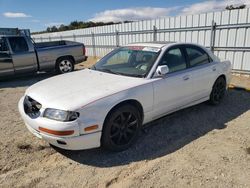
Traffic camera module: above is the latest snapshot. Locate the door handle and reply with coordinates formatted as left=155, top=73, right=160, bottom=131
left=212, top=66, right=216, bottom=71
left=183, top=75, right=189, bottom=81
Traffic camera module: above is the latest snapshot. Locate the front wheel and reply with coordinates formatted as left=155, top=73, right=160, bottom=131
left=56, top=58, right=74, bottom=74
left=209, top=77, right=226, bottom=105
left=101, top=104, right=142, bottom=151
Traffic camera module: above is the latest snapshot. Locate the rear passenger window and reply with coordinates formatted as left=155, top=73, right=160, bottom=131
left=8, top=37, right=29, bottom=53
left=186, top=47, right=210, bottom=67
left=159, top=48, right=187, bottom=73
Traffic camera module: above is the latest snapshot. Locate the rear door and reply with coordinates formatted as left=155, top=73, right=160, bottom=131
left=183, top=45, right=218, bottom=100
left=0, top=37, right=14, bottom=77
left=7, top=36, right=37, bottom=74
left=152, top=46, right=193, bottom=118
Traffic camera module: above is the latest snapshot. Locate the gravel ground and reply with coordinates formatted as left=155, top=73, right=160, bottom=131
left=0, top=59, right=249, bottom=188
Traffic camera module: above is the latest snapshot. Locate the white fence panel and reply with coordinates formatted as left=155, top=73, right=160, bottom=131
left=33, top=8, right=250, bottom=73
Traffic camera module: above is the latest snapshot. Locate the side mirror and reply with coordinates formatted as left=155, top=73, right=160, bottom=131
left=156, top=65, right=169, bottom=76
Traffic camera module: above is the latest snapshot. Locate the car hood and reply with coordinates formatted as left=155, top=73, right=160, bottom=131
left=25, top=69, right=148, bottom=110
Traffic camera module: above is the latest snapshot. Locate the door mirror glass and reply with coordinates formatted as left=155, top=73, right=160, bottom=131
left=156, top=65, right=169, bottom=76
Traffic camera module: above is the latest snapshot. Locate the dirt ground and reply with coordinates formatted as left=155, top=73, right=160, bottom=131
left=0, top=58, right=250, bottom=188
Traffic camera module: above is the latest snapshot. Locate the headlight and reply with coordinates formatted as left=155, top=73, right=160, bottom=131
left=43, top=108, right=79, bottom=122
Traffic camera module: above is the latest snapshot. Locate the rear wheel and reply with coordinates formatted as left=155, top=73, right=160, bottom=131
left=101, top=104, right=142, bottom=151
left=209, top=77, right=226, bottom=105
left=56, top=57, right=74, bottom=74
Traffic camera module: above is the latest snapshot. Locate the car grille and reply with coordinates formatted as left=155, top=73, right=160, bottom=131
left=23, top=96, right=42, bottom=118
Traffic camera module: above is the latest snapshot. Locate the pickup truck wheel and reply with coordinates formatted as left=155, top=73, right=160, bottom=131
left=56, top=58, right=74, bottom=74
left=101, top=104, right=142, bottom=151
left=209, top=77, right=226, bottom=105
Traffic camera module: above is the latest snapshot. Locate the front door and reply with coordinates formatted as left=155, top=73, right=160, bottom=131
left=7, top=36, right=36, bottom=74
left=152, top=46, right=193, bottom=118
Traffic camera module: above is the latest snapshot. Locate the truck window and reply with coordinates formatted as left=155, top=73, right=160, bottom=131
left=0, top=38, right=9, bottom=52
left=8, top=37, right=29, bottom=53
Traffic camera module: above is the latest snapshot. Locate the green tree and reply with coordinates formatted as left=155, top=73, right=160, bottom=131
left=226, top=4, right=246, bottom=10
left=32, top=20, right=133, bottom=34
left=46, top=27, right=51, bottom=32
left=50, top=26, right=58, bottom=32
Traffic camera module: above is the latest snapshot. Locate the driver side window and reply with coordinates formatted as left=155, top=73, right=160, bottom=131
left=159, top=48, right=187, bottom=73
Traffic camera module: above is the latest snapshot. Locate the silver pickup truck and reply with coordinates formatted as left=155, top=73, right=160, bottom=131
left=0, top=36, right=87, bottom=78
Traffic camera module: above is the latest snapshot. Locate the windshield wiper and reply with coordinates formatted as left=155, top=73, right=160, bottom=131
left=97, top=68, right=144, bottom=78
left=122, top=73, right=145, bottom=78
left=112, top=72, right=144, bottom=78
left=98, top=68, right=120, bottom=75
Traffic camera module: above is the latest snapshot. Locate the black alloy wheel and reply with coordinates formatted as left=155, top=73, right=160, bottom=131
left=209, top=77, right=226, bottom=105
left=101, top=104, right=142, bottom=151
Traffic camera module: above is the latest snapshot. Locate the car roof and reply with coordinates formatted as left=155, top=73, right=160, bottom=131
left=124, top=41, right=176, bottom=48
left=124, top=42, right=212, bottom=51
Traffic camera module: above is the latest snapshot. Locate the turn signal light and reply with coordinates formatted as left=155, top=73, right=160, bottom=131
left=84, top=125, right=98, bottom=132
left=39, top=127, right=74, bottom=136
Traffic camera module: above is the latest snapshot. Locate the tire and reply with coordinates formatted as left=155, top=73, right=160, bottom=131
left=56, top=57, right=74, bottom=74
left=101, top=104, right=142, bottom=151
left=209, top=77, right=226, bottom=105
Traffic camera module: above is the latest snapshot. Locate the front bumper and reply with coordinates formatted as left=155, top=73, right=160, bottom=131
left=18, top=96, right=101, bottom=150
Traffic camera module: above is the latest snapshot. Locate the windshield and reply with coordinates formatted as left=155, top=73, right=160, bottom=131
left=92, top=46, right=160, bottom=77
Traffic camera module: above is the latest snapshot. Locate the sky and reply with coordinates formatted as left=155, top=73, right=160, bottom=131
left=0, top=0, right=249, bottom=32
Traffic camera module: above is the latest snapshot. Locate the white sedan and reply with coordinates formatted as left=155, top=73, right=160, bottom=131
left=18, top=42, right=231, bottom=151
